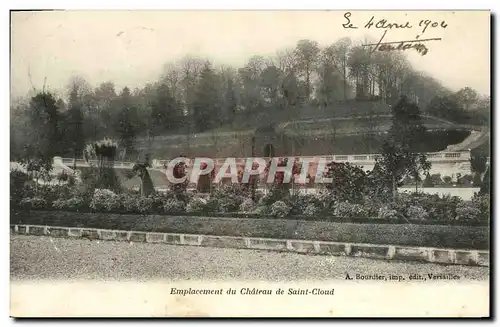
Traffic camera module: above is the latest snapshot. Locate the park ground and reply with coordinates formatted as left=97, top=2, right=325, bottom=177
left=11, top=235, right=489, bottom=281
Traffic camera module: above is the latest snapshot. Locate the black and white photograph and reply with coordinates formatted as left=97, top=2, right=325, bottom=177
left=9, top=9, right=491, bottom=317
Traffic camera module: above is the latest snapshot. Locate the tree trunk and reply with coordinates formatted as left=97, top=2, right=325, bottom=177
left=392, top=175, right=397, bottom=201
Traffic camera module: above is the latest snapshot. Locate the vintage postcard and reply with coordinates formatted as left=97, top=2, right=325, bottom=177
left=9, top=10, right=491, bottom=318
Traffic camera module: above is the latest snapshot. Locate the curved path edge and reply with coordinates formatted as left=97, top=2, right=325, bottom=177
left=10, top=224, right=489, bottom=268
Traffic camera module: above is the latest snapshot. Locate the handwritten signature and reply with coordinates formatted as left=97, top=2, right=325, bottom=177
left=363, top=30, right=441, bottom=56
left=342, top=12, right=446, bottom=56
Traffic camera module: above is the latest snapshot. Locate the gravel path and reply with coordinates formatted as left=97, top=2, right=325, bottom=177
left=10, top=235, right=489, bottom=282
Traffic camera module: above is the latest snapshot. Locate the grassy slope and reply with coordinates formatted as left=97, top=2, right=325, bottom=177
left=134, top=114, right=484, bottom=158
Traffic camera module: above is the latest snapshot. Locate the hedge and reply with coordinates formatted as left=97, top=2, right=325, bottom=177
left=11, top=210, right=489, bottom=250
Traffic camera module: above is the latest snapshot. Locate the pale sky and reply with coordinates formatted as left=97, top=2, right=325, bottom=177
left=10, top=10, right=490, bottom=98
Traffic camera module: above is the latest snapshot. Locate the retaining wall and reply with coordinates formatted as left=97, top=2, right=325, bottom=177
left=10, top=224, right=489, bottom=267
left=11, top=210, right=489, bottom=250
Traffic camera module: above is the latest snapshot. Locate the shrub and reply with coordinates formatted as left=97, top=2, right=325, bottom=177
left=210, top=184, right=247, bottom=213
left=362, top=196, right=384, bottom=216
left=424, top=194, right=460, bottom=222
left=443, top=176, right=452, bottom=184
left=34, top=185, right=74, bottom=203
left=431, top=174, right=443, bottom=186
left=270, top=200, right=291, bottom=218
left=407, top=205, right=428, bottom=221
left=334, top=202, right=368, bottom=218
left=52, top=197, right=86, bottom=211
left=458, top=174, right=473, bottom=186
left=121, top=195, right=154, bottom=214
left=402, top=175, right=415, bottom=185
left=19, top=197, right=48, bottom=210
left=314, top=190, right=336, bottom=212
left=148, top=192, right=172, bottom=212
left=480, top=166, right=490, bottom=195
left=90, top=189, right=121, bottom=212
left=303, top=203, right=321, bottom=217
left=239, top=198, right=257, bottom=213
left=252, top=205, right=269, bottom=215
left=10, top=170, right=30, bottom=207
left=377, top=206, right=399, bottom=220
left=214, top=196, right=242, bottom=213
left=472, top=173, right=483, bottom=187
left=253, top=190, right=265, bottom=203
left=186, top=197, right=208, bottom=213
left=163, top=198, right=186, bottom=214
left=455, top=202, right=481, bottom=222
left=258, top=186, right=288, bottom=206
left=389, top=192, right=459, bottom=222
left=422, top=173, right=434, bottom=187
left=325, top=162, right=370, bottom=203
left=472, top=193, right=490, bottom=223
left=288, top=193, right=323, bottom=215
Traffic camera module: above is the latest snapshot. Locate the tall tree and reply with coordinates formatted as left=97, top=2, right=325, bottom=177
left=22, top=92, right=62, bottom=172
left=66, top=85, right=85, bottom=167
left=470, top=154, right=488, bottom=187
left=378, top=96, right=431, bottom=199
left=316, top=45, right=344, bottom=108
left=219, top=68, right=239, bottom=124
left=151, top=82, right=182, bottom=134
left=454, top=87, right=479, bottom=110
left=331, top=37, right=352, bottom=101
left=347, top=46, right=372, bottom=100
left=193, top=62, right=221, bottom=132
left=93, top=82, right=118, bottom=140
left=294, top=39, right=320, bottom=100
left=260, top=65, right=283, bottom=108
left=114, top=87, right=138, bottom=158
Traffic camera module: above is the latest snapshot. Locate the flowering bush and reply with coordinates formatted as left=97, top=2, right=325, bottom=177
left=148, top=192, right=171, bottom=212
left=90, top=189, right=121, bottom=212
left=163, top=198, right=186, bottom=213
left=303, top=203, right=321, bottom=217
left=10, top=170, right=489, bottom=226
left=455, top=202, right=481, bottom=222
left=472, top=193, right=490, bottom=223
left=377, top=206, right=400, bottom=220
left=120, top=195, right=154, bottom=214
left=334, top=202, right=369, bottom=218
left=252, top=205, right=269, bottom=215
left=362, top=196, right=385, bottom=216
left=19, top=197, right=48, bottom=210
left=52, top=197, right=87, bottom=211
left=407, top=205, right=429, bottom=221
left=10, top=170, right=30, bottom=206
left=258, top=186, right=288, bottom=207
left=288, top=194, right=315, bottom=215
left=214, top=196, right=240, bottom=213
left=186, top=197, right=208, bottom=213
left=394, top=193, right=460, bottom=222
left=210, top=184, right=247, bottom=213
left=239, top=198, right=257, bottom=213
left=270, top=200, right=291, bottom=218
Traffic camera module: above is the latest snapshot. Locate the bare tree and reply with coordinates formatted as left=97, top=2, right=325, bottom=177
left=275, top=48, right=298, bottom=74
left=161, top=62, right=183, bottom=100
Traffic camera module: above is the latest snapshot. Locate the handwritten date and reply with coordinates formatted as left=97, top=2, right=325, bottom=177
left=342, top=12, right=448, bottom=35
